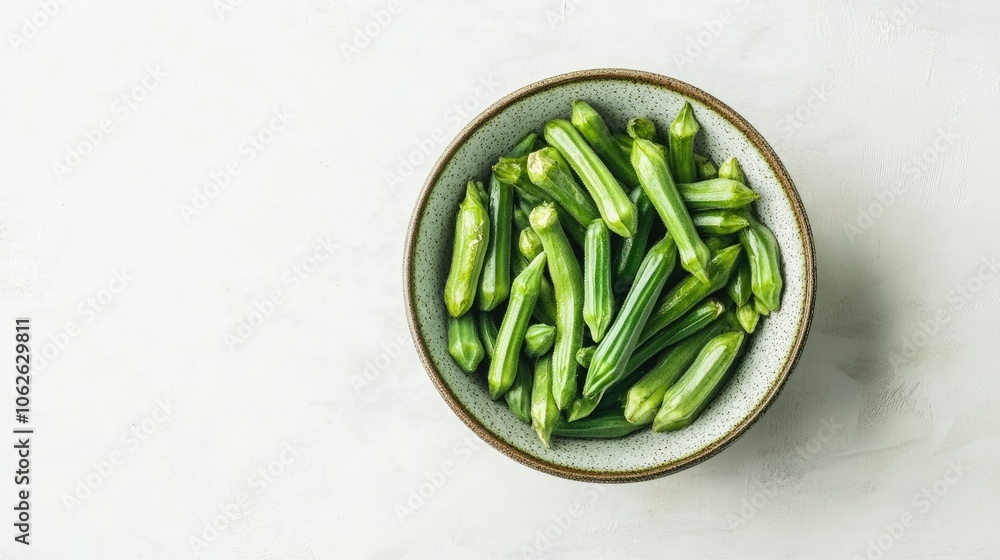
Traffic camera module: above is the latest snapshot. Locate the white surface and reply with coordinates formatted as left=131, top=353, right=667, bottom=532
left=1, top=0, right=998, bottom=558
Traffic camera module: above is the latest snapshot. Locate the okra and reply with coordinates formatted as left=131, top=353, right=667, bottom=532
left=478, top=134, right=539, bottom=310
left=448, top=313, right=484, bottom=373
left=640, top=244, right=742, bottom=343
left=513, top=205, right=530, bottom=231
left=584, top=219, right=615, bottom=342
left=444, top=181, right=490, bottom=317
left=478, top=311, right=499, bottom=359
left=553, top=409, right=648, bottom=438
left=736, top=302, right=760, bottom=333
left=529, top=204, right=584, bottom=410
left=488, top=252, right=547, bottom=399
left=531, top=354, right=559, bottom=448
left=626, top=117, right=657, bottom=141
left=668, top=101, right=700, bottom=183
left=576, top=346, right=596, bottom=368
left=739, top=215, right=783, bottom=312
left=754, top=296, right=771, bottom=316
left=718, top=156, right=746, bottom=183
left=677, top=179, right=760, bottom=210
left=693, top=153, right=718, bottom=180
left=653, top=331, right=745, bottom=432
left=519, top=227, right=543, bottom=260
left=571, top=100, right=640, bottom=186
left=615, top=133, right=634, bottom=154
left=626, top=298, right=725, bottom=375
left=692, top=209, right=750, bottom=235
left=625, top=316, right=736, bottom=425
left=524, top=323, right=556, bottom=357
left=513, top=251, right=558, bottom=326
left=584, top=235, right=677, bottom=399
left=525, top=147, right=601, bottom=227
left=727, top=260, right=752, bottom=307
left=505, top=357, right=533, bottom=423
left=544, top=119, right=638, bottom=238
left=632, top=138, right=712, bottom=283
left=612, top=186, right=656, bottom=293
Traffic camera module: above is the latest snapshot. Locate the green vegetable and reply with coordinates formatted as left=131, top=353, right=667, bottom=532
left=583, top=219, right=615, bottom=342
left=488, top=252, right=547, bottom=399
left=444, top=181, right=490, bottom=317
left=668, top=101, right=700, bottom=183
left=531, top=354, right=559, bottom=447
left=631, top=138, right=711, bottom=284
left=525, top=147, right=601, bottom=227
left=478, top=311, right=499, bottom=359
left=584, top=235, right=677, bottom=399
left=615, top=133, right=634, bottom=154
left=613, top=186, right=656, bottom=293
left=513, top=205, right=530, bottom=231
left=677, top=179, right=760, bottom=210
left=505, top=357, right=533, bottom=423
left=727, top=260, right=752, bottom=307
left=478, top=134, right=539, bottom=311
left=736, top=302, right=760, bottom=333
left=693, top=153, right=718, bottom=180
left=626, top=298, right=725, bottom=375
left=625, top=316, right=736, bottom=424
left=553, top=409, right=648, bottom=438
left=576, top=345, right=596, bottom=368
left=705, top=234, right=737, bottom=253
left=718, top=156, right=746, bottom=183
left=513, top=250, right=558, bottom=326
left=692, top=210, right=750, bottom=235
left=524, top=323, right=556, bottom=357
left=519, top=227, right=544, bottom=260
left=448, top=313, right=485, bottom=373
left=571, top=100, right=640, bottom=186
left=640, top=244, right=742, bottom=344
left=653, top=331, right=745, bottom=432
left=754, top=296, right=771, bottom=316
left=544, top=119, right=638, bottom=238
left=739, top=215, right=783, bottom=312
left=529, top=203, right=584, bottom=410
left=626, top=117, right=657, bottom=141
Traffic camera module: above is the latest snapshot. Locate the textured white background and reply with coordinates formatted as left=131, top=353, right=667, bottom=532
left=1, top=0, right=998, bottom=558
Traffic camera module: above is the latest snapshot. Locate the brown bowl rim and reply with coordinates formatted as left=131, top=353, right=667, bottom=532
left=403, top=68, right=816, bottom=483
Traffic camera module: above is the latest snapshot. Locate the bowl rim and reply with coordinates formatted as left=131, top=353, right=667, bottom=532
left=404, top=68, right=816, bottom=483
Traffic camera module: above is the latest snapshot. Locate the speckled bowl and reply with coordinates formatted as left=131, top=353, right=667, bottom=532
left=404, top=69, right=815, bottom=482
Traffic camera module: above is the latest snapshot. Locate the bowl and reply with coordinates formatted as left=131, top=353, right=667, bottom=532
left=404, top=69, right=816, bottom=482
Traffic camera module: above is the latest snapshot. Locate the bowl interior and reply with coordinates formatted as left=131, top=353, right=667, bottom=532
left=407, top=72, right=813, bottom=481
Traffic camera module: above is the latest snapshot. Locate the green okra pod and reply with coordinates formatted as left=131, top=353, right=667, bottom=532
left=612, top=186, right=656, bottom=294
left=640, top=244, right=742, bottom=344
left=718, top=156, right=746, bottom=183
left=526, top=147, right=601, bottom=227
left=513, top=250, right=558, bottom=326
left=544, top=119, right=638, bottom=238
left=531, top=354, right=559, bottom=448
left=488, top=252, right=547, bottom=399
left=524, top=323, right=556, bottom=358
left=668, top=101, right=700, bottom=183
left=632, top=138, right=712, bottom=283
left=478, top=311, right=499, bottom=359
left=529, top=204, right=584, bottom=410
left=505, top=357, right=533, bottom=423
left=576, top=345, right=596, bottom=368
left=754, top=296, right=771, bottom=316
left=727, top=260, right=752, bottom=307
left=737, top=302, right=760, bottom=333
left=444, top=181, right=491, bottom=317
left=519, top=227, right=544, bottom=260
left=553, top=409, right=648, bottom=439
left=584, top=235, right=678, bottom=399
left=677, top=179, right=760, bottom=210
left=626, top=117, right=657, bottom=141
left=571, top=100, right=640, bottom=187
left=512, top=205, right=531, bottom=232
left=653, top=331, right=745, bottom=432
left=583, top=219, right=615, bottom=343
left=693, top=153, right=719, bottom=180
left=740, top=214, right=783, bottom=312
left=625, top=315, right=737, bottom=425
left=626, top=297, right=726, bottom=375
left=448, top=313, right=485, bottom=373
left=615, top=133, right=634, bottom=154
left=692, top=209, right=751, bottom=235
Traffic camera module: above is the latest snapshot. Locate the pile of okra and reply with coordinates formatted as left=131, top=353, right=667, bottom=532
left=444, top=100, right=783, bottom=448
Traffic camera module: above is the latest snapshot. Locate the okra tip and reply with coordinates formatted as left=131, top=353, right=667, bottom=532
left=528, top=202, right=559, bottom=231
left=670, top=101, right=700, bottom=139
left=626, top=117, right=657, bottom=141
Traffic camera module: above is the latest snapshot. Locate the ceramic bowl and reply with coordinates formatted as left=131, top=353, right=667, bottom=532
left=404, top=69, right=815, bottom=482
